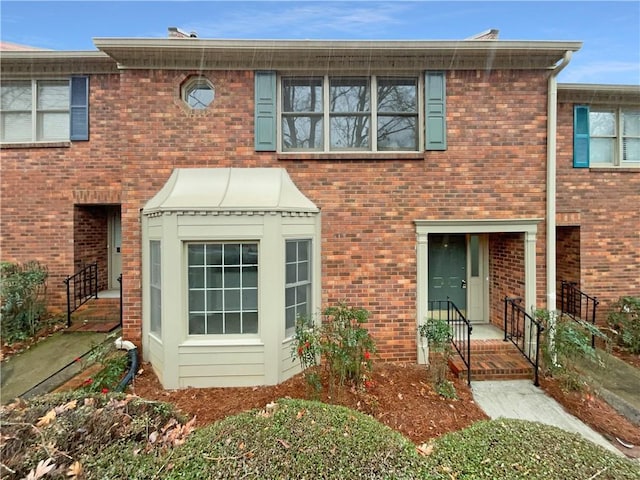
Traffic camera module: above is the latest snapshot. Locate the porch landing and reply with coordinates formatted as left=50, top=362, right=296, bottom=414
left=449, top=323, right=535, bottom=381
left=65, top=293, right=120, bottom=333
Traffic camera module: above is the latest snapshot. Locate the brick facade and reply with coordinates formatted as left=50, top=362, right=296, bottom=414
left=3, top=39, right=636, bottom=370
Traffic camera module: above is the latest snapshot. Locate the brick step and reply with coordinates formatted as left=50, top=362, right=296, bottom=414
left=467, top=339, right=519, bottom=354
left=66, top=298, right=120, bottom=333
left=448, top=346, right=534, bottom=381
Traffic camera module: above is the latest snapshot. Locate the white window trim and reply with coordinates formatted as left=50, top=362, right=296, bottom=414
left=284, top=238, right=312, bottom=337
left=277, top=74, right=423, bottom=153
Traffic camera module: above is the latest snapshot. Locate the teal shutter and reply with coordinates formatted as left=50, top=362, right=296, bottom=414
left=425, top=71, right=447, bottom=151
left=255, top=71, right=277, bottom=151
left=573, top=105, right=590, bottom=168
left=69, top=76, right=89, bottom=141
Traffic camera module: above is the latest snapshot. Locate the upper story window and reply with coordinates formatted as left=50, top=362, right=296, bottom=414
left=281, top=76, right=419, bottom=152
left=590, top=109, right=640, bottom=166
left=0, top=76, right=88, bottom=144
left=182, top=77, right=215, bottom=110
left=574, top=105, right=639, bottom=168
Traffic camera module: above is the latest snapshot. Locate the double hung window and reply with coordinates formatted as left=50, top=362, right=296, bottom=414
left=281, top=76, right=418, bottom=152
left=589, top=108, right=640, bottom=166
left=285, top=240, right=311, bottom=336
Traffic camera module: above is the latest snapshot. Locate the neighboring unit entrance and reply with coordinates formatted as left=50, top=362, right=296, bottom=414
left=428, top=234, right=467, bottom=313
left=108, top=208, right=122, bottom=289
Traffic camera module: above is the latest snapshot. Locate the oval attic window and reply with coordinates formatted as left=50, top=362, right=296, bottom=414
left=183, top=78, right=214, bottom=109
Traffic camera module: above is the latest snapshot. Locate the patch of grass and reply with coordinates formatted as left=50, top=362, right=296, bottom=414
left=425, top=418, right=640, bottom=479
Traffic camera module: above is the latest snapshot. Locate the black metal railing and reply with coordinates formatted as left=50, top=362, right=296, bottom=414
left=117, top=273, right=123, bottom=327
left=428, top=299, right=473, bottom=385
left=560, top=280, right=599, bottom=348
left=63, top=263, right=98, bottom=328
left=504, top=297, right=544, bottom=386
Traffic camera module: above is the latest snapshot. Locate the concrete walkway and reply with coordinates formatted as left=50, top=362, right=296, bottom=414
left=472, top=380, right=622, bottom=455
left=1, top=330, right=115, bottom=403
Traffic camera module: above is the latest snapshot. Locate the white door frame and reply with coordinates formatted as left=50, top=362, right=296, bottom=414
left=415, top=219, right=540, bottom=364
left=107, top=207, right=122, bottom=290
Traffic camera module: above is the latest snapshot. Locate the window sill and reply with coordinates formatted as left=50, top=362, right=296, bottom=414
left=588, top=166, right=640, bottom=172
left=0, top=141, right=71, bottom=149
left=180, top=337, right=264, bottom=348
left=277, top=152, right=425, bottom=161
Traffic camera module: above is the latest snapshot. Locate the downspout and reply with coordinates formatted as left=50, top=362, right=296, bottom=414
left=546, top=50, right=572, bottom=313
left=546, top=51, right=572, bottom=367
left=114, top=337, right=138, bottom=392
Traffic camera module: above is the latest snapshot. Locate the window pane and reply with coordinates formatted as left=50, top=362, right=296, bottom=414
left=37, top=112, right=70, bottom=141
left=2, top=113, right=32, bottom=142
left=282, top=78, right=322, bottom=112
left=226, top=312, right=241, bottom=333
left=189, top=314, right=205, bottom=334
left=224, top=244, right=240, bottom=265
left=285, top=306, right=296, bottom=331
left=298, top=241, right=309, bottom=261
left=189, top=290, right=205, bottom=311
left=207, top=313, right=223, bottom=334
left=242, top=288, right=257, bottom=310
left=286, top=263, right=297, bottom=284
left=298, top=261, right=308, bottom=282
left=623, top=138, right=640, bottom=162
left=297, top=284, right=308, bottom=304
left=207, top=290, right=223, bottom=310
left=207, top=267, right=223, bottom=288
left=206, top=244, right=223, bottom=265
left=188, top=245, right=205, bottom=265
left=330, top=116, right=370, bottom=149
left=590, top=111, right=615, bottom=136
left=186, top=83, right=214, bottom=109
left=282, top=115, right=323, bottom=149
left=591, top=138, right=615, bottom=164
left=189, top=266, right=205, bottom=288
left=377, top=115, right=417, bottom=151
left=1, top=82, right=31, bottom=110
left=225, top=289, right=241, bottom=310
left=37, top=81, right=69, bottom=109
left=243, top=312, right=258, bottom=334
left=286, top=241, right=297, bottom=263
left=225, top=267, right=241, bottom=288
left=623, top=111, right=640, bottom=136
left=285, top=286, right=295, bottom=307
left=378, top=78, right=417, bottom=113
left=242, top=244, right=258, bottom=264
left=242, top=265, right=257, bottom=288
left=330, top=78, right=370, bottom=113
left=470, top=235, right=479, bottom=278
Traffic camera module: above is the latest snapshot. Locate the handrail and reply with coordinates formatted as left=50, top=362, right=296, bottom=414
left=428, top=299, right=473, bottom=385
left=504, top=297, right=544, bottom=386
left=63, top=262, right=98, bottom=328
left=560, top=280, right=599, bottom=348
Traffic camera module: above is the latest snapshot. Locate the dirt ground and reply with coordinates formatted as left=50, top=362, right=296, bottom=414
left=131, top=360, right=640, bottom=455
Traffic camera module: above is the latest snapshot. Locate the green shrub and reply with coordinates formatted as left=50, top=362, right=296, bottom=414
left=292, top=301, right=376, bottom=392
left=607, top=296, right=640, bottom=354
left=425, top=418, right=640, bottom=479
left=419, top=317, right=456, bottom=399
left=0, top=261, right=48, bottom=343
left=537, top=309, right=607, bottom=390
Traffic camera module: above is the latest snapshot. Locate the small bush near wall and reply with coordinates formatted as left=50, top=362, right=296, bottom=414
left=607, top=297, right=640, bottom=354
left=0, top=261, right=48, bottom=343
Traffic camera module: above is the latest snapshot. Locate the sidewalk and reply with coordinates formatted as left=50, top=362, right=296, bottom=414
left=1, top=330, right=115, bottom=404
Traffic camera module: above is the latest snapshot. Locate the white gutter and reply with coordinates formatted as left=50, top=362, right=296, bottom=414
left=546, top=50, right=572, bottom=312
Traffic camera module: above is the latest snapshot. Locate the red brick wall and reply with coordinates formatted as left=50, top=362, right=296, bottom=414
left=489, top=233, right=526, bottom=328
left=1, top=68, right=550, bottom=361
left=556, top=102, right=640, bottom=323
left=73, top=205, right=109, bottom=291
left=556, top=225, right=581, bottom=310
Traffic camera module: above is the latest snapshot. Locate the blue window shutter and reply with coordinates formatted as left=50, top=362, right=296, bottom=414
left=70, top=76, right=89, bottom=141
left=425, top=71, right=447, bottom=151
left=573, top=105, right=590, bottom=168
left=255, top=71, right=277, bottom=151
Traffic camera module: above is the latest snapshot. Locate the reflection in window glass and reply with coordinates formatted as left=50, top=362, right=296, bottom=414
left=150, top=241, right=162, bottom=335
left=188, top=243, right=258, bottom=334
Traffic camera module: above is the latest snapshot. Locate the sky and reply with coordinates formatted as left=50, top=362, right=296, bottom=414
left=1, top=1, right=639, bottom=85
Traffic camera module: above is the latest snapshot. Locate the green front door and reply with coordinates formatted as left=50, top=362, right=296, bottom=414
left=428, top=234, right=467, bottom=311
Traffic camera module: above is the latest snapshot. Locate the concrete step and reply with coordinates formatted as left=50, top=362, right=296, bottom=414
left=449, top=341, right=534, bottom=381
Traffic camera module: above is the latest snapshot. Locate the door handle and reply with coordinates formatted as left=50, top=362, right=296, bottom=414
left=461, top=279, right=467, bottom=289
